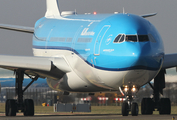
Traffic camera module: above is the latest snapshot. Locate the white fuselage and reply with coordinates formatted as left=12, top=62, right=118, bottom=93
left=33, top=48, right=158, bottom=92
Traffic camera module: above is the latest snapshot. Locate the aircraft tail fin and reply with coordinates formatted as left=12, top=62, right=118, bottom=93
left=45, top=0, right=61, bottom=18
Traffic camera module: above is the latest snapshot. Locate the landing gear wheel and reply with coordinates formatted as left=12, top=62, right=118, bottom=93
left=141, top=98, right=153, bottom=115
left=24, top=99, right=34, bottom=116
left=5, top=99, right=17, bottom=116
left=159, top=98, right=171, bottom=115
left=122, top=102, right=129, bottom=116
left=5, top=99, right=9, bottom=116
left=131, top=102, right=139, bottom=116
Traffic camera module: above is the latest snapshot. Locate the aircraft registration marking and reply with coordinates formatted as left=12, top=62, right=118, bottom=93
left=103, top=49, right=114, bottom=52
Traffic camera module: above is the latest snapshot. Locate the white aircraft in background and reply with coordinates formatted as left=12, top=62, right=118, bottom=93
left=0, top=0, right=176, bottom=117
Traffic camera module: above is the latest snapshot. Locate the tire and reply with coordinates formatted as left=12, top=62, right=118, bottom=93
left=24, top=99, right=34, bottom=116
left=5, top=99, right=9, bottom=116
left=131, top=102, right=139, bottom=116
left=122, top=102, right=129, bottom=116
left=5, top=99, right=17, bottom=116
left=141, top=98, right=146, bottom=114
left=159, top=98, right=171, bottom=115
left=141, top=98, right=153, bottom=115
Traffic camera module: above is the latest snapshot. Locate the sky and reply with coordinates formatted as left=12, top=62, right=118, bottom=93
left=0, top=0, right=177, bottom=56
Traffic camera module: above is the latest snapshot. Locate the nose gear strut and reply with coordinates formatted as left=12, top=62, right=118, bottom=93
left=120, top=85, right=139, bottom=116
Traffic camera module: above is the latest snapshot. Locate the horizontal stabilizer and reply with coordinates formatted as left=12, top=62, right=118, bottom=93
left=140, top=13, right=157, bottom=18
left=0, top=24, right=34, bottom=33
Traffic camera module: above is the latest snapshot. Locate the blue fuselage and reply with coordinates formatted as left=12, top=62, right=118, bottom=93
left=33, top=13, right=164, bottom=72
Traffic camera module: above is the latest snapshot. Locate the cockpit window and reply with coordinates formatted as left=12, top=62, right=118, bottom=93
left=113, top=34, right=153, bottom=44
left=138, top=35, right=149, bottom=42
left=119, top=35, right=125, bottom=42
left=114, top=35, right=121, bottom=43
left=148, top=34, right=156, bottom=42
left=125, top=35, right=137, bottom=42
left=114, top=34, right=125, bottom=43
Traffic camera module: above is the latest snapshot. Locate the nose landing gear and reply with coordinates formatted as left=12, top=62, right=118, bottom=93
left=120, top=85, right=139, bottom=116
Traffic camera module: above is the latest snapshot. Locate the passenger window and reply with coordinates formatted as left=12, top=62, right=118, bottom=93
left=148, top=34, right=156, bottom=43
left=125, top=35, right=137, bottom=42
left=138, top=35, right=149, bottom=42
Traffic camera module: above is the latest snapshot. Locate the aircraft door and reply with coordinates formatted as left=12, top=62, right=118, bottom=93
left=94, top=25, right=110, bottom=55
left=72, top=26, right=83, bottom=51
left=46, top=26, right=56, bottom=49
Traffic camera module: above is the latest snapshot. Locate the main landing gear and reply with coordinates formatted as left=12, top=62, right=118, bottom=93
left=121, top=85, right=139, bottom=116
left=5, top=70, right=38, bottom=116
left=141, top=70, right=171, bottom=115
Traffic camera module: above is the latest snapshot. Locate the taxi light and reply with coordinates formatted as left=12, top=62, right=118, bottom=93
left=132, top=87, right=136, bottom=92
left=124, top=86, right=129, bottom=92
left=132, top=85, right=136, bottom=92
left=124, top=87, right=128, bottom=92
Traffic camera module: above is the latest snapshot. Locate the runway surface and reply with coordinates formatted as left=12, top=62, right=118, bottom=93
left=0, top=114, right=176, bottom=120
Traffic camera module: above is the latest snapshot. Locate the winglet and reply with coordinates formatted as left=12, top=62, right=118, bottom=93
left=140, top=13, right=157, bottom=18
left=45, top=0, right=61, bottom=18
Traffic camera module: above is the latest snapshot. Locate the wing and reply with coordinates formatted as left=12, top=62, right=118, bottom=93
left=162, top=54, right=177, bottom=69
left=0, top=55, right=71, bottom=80
left=0, top=24, right=34, bottom=33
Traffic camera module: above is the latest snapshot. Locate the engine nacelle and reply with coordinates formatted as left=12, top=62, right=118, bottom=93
left=46, top=72, right=109, bottom=92
left=46, top=75, right=71, bottom=92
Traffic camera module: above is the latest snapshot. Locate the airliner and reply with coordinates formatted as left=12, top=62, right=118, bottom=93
left=0, top=0, right=176, bottom=117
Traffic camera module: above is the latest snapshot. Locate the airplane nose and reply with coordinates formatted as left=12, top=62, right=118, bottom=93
left=126, top=42, right=161, bottom=70
left=131, top=43, right=148, bottom=68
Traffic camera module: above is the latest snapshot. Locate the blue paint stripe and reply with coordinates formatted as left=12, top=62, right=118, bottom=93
left=33, top=45, right=159, bottom=71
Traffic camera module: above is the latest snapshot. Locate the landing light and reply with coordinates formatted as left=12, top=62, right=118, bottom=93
left=132, top=87, right=136, bottom=92
left=132, top=85, right=136, bottom=92
left=124, top=87, right=128, bottom=92
left=124, top=86, right=129, bottom=92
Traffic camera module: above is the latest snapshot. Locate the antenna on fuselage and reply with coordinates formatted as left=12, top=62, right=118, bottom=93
left=75, top=9, right=77, bottom=15
left=123, top=7, right=125, bottom=14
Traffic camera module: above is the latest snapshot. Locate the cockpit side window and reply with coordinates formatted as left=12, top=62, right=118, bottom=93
left=148, top=34, right=156, bottom=43
left=138, top=35, right=149, bottom=42
left=113, top=34, right=125, bottom=43
left=114, top=35, right=121, bottom=43
left=125, top=35, right=137, bottom=42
